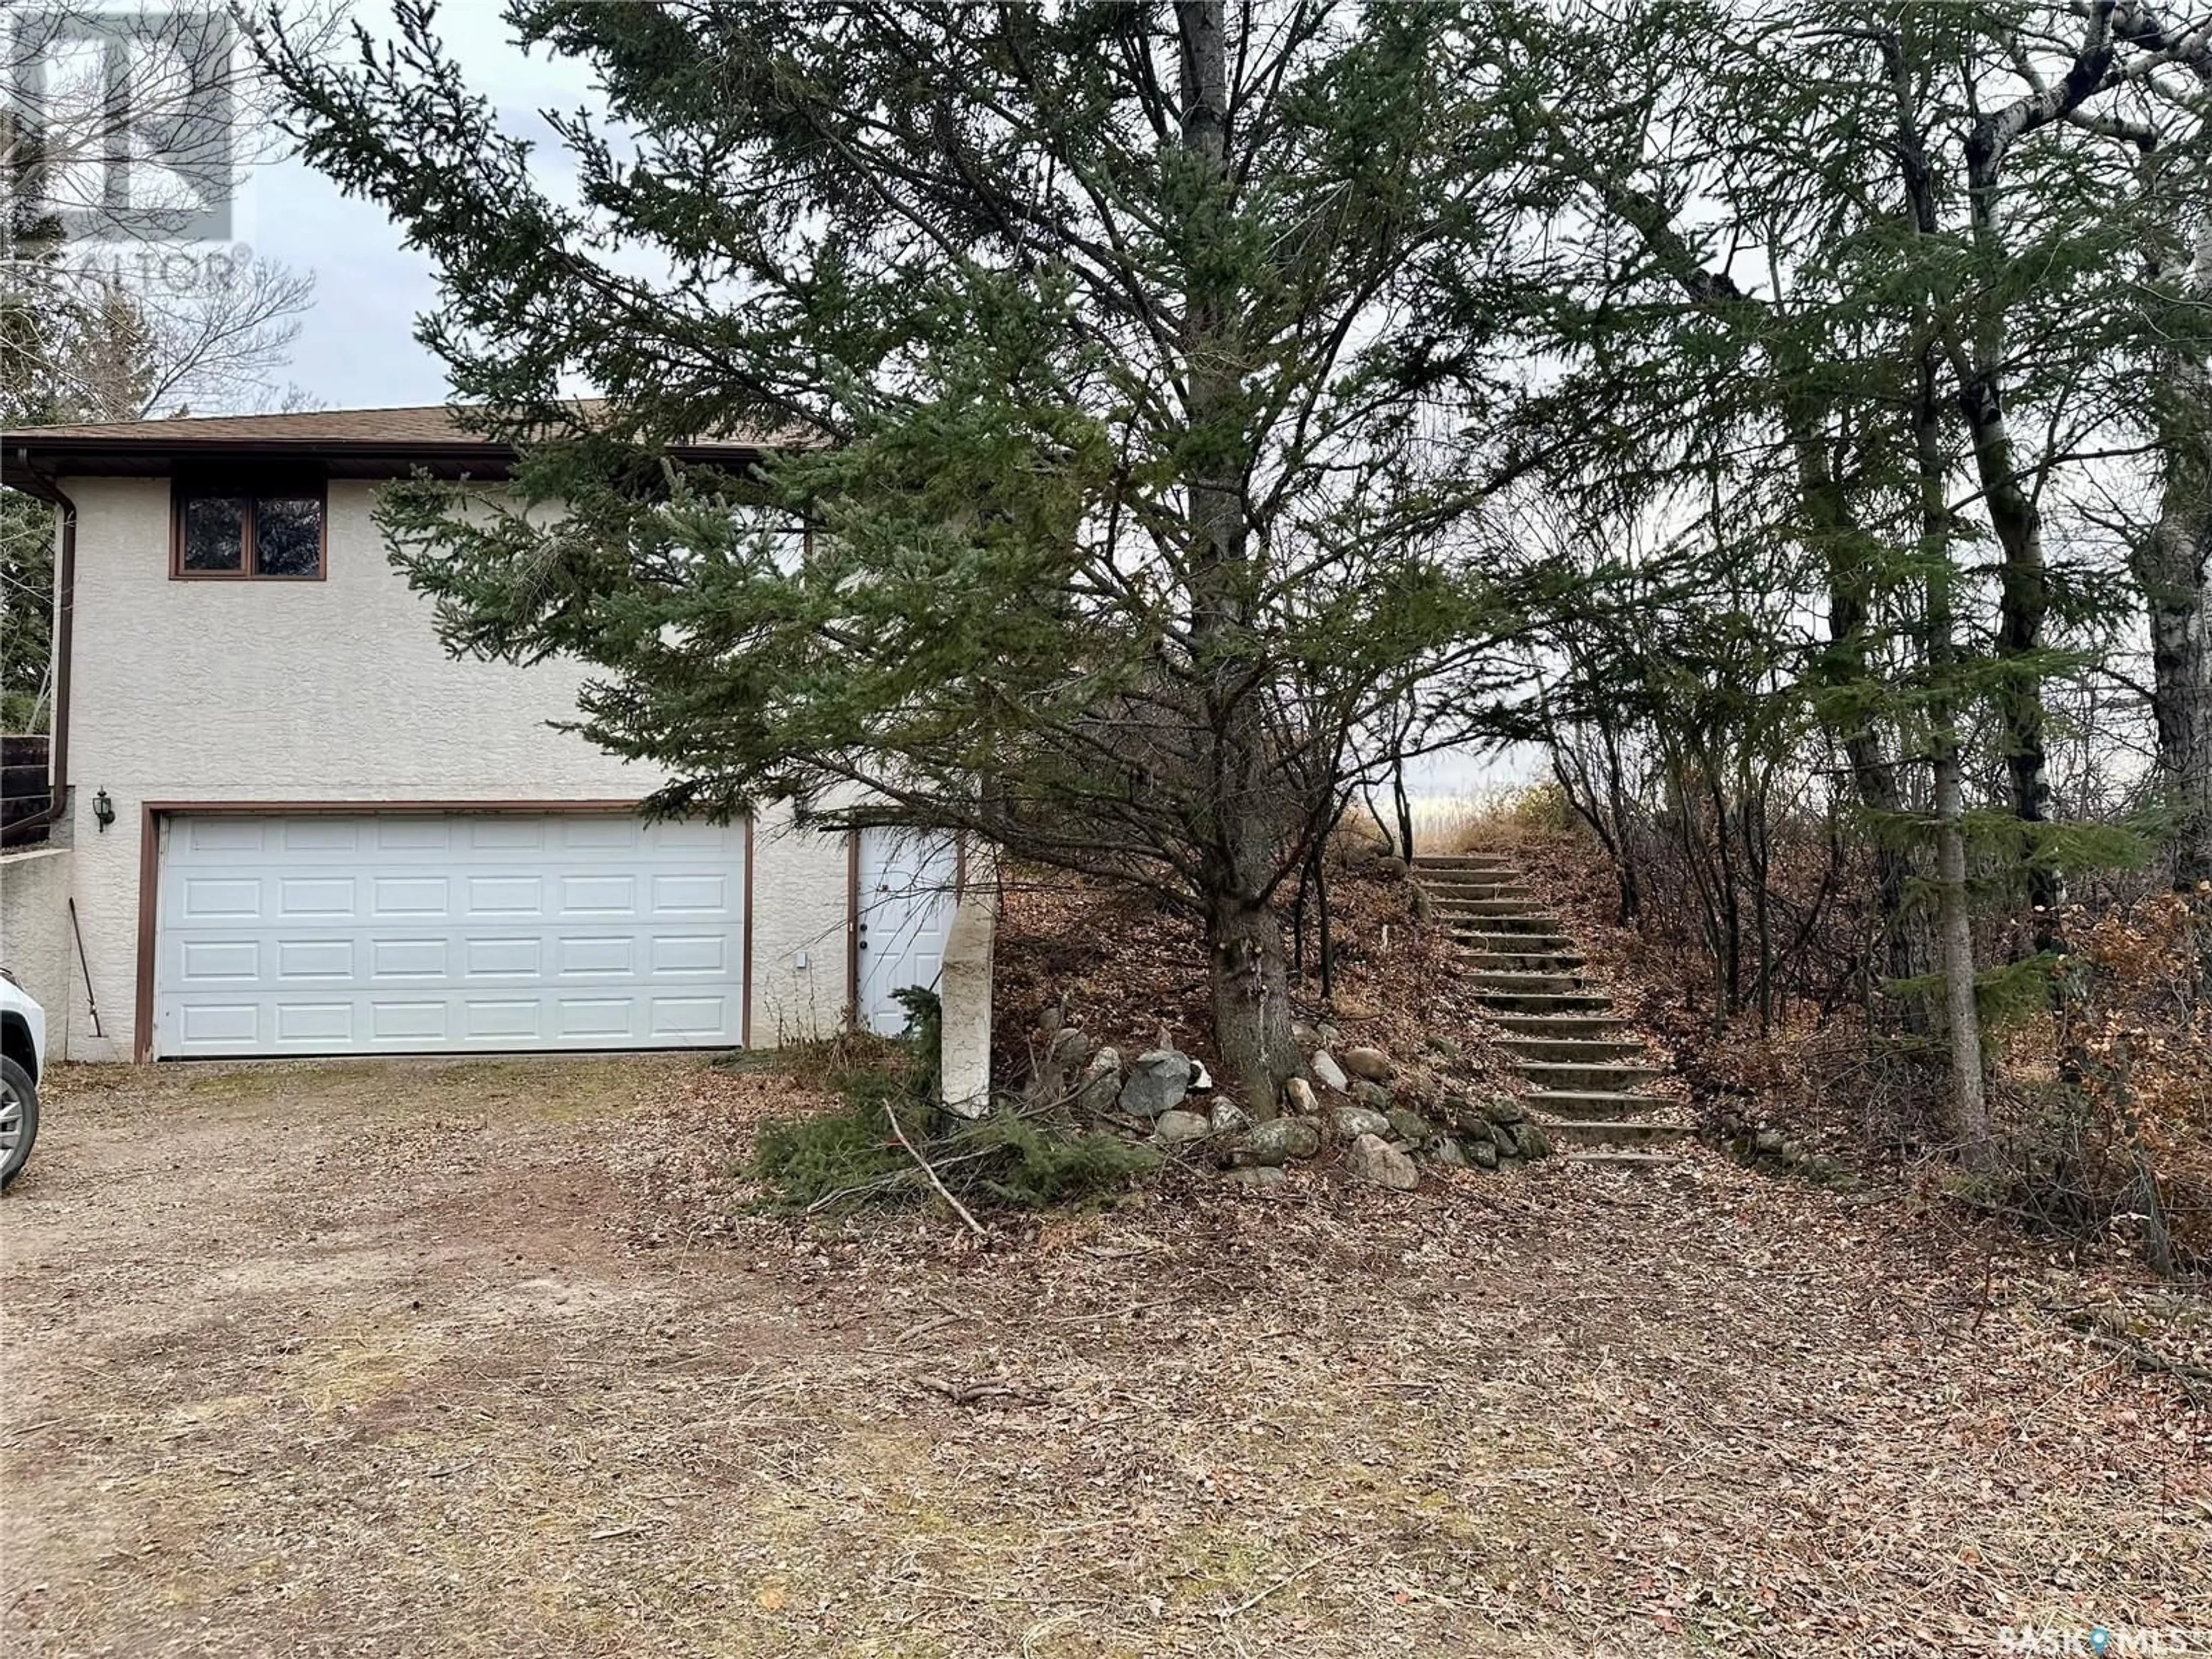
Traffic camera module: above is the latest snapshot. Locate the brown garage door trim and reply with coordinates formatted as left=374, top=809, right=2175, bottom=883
left=134, top=800, right=754, bottom=1062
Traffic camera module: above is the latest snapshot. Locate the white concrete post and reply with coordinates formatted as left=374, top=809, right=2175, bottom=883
left=937, top=886, right=996, bottom=1119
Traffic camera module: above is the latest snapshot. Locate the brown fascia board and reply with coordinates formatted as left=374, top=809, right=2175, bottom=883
left=2, top=435, right=773, bottom=490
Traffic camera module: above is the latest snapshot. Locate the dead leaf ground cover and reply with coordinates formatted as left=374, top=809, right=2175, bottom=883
left=3, top=1055, right=2205, bottom=1658
left=990, top=859, right=1524, bottom=1107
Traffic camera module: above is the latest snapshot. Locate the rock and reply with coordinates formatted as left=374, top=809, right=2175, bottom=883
left=1349, top=1079, right=1393, bottom=1113
left=1339, top=1045, right=1393, bottom=1083
left=1120, top=1048, right=1195, bottom=1118
left=1210, top=1099, right=1252, bottom=1135
left=1154, top=1109, right=1212, bottom=1145
left=1248, top=1116, right=1322, bottom=1165
left=1247, top=1119, right=1309, bottom=1168
left=1048, top=1025, right=1092, bottom=1071
left=1283, top=1077, right=1318, bottom=1116
left=1425, top=1135, right=1468, bottom=1168
left=1753, top=1128, right=1784, bottom=1156
left=1073, top=1046, right=1122, bottom=1114
left=1310, top=1050, right=1350, bottom=1092
left=1393, top=1065, right=1441, bottom=1111
left=1343, top=1132, right=1419, bottom=1192
left=1482, top=1097, right=1527, bottom=1126
left=1386, top=1107, right=1434, bottom=1145
left=1332, top=1104, right=1393, bottom=1140
left=1469, top=1137, right=1499, bottom=1170
left=1291, top=1021, right=1323, bottom=1052
left=1315, top=1022, right=1342, bottom=1048
left=1516, top=1122, right=1551, bottom=1159
left=1037, top=1006, right=1063, bottom=1041
left=1225, top=1164, right=1286, bottom=1190
left=1490, top=1122, right=1518, bottom=1157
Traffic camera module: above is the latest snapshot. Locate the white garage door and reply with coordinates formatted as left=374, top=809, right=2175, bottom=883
left=153, top=811, right=747, bottom=1058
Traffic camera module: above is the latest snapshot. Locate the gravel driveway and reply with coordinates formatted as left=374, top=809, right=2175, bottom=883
left=3, top=1056, right=2205, bottom=1658
left=1, top=1056, right=806, bottom=1658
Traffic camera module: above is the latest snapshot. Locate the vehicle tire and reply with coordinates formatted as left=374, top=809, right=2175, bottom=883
left=0, top=1054, right=37, bottom=1190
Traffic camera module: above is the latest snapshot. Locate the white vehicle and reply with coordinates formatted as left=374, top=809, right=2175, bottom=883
left=0, top=971, right=43, bottom=1188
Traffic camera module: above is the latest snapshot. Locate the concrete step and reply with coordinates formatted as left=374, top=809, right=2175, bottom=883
left=1560, top=1150, right=1683, bottom=1172
left=1445, top=896, right=1555, bottom=916
left=1490, top=1013, right=1630, bottom=1038
left=1499, top=1035, right=1646, bottom=1064
left=1537, top=1118, right=1692, bottom=1148
left=1430, top=886, right=1536, bottom=906
left=1412, top=854, right=1518, bottom=871
left=1525, top=1088, right=1674, bottom=1119
left=1475, top=991, right=1617, bottom=1014
left=1461, top=951, right=1588, bottom=974
left=1517, top=1059, right=1662, bottom=1090
left=1466, top=971, right=1585, bottom=994
left=1453, top=913, right=1565, bottom=935
left=1455, top=930, right=1581, bottom=955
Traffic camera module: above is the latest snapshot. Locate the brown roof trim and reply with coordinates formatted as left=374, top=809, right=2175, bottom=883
left=3, top=404, right=784, bottom=488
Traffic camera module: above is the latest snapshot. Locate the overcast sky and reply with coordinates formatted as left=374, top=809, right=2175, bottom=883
left=241, top=6, right=594, bottom=410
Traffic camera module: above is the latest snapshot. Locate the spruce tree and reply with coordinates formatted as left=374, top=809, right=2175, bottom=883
left=262, top=1, right=1547, bottom=1109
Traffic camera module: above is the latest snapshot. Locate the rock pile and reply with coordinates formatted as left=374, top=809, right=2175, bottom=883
left=1026, top=1010, right=1549, bottom=1193
left=1711, top=1102, right=1851, bottom=1185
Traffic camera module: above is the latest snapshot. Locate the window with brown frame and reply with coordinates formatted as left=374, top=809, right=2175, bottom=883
left=171, top=483, right=327, bottom=580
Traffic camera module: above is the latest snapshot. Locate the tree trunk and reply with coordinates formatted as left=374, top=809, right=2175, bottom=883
left=2137, top=509, right=2212, bottom=893
left=1207, top=896, right=1296, bottom=1119
left=1957, top=373, right=2065, bottom=952
left=1309, top=836, right=1334, bottom=1002
left=1963, top=113, right=2067, bottom=955
left=2139, top=222, right=2212, bottom=898
left=1914, top=328, right=1998, bottom=1177
left=1391, top=755, right=1415, bottom=866
left=1933, top=745, right=1996, bottom=1175
left=1797, top=443, right=1920, bottom=1006
left=1177, top=1, right=1291, bottom=1109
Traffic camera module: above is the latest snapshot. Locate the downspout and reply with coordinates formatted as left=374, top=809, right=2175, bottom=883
left=43, top=480, right=75, bottom=834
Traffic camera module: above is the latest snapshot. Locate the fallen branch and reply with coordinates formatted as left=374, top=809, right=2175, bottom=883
left=2055, top=1306, right=2212, bottom=1408
left=1210, top=1544, right=1351, bottom=1621
left=887, top=1105, right=988, bottom=1238
left=918, top=1375, right=1046, bottom=1407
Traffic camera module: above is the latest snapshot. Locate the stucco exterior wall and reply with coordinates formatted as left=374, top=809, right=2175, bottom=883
left=54, top=476, right=853, bottom=1058
left=0, top=846, right=75, bottom=1058
left=748, top=816, right=855, bottom=1045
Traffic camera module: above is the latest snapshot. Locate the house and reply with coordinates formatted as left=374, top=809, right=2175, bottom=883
left=1, top=407, right=982, bottom=1073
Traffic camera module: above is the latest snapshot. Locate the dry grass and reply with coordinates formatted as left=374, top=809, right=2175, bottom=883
left=3, top=1055, right=2206, bottom=1657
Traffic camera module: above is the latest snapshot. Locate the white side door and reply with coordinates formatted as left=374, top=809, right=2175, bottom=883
left=855, top=828, right=960, bottom=1036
